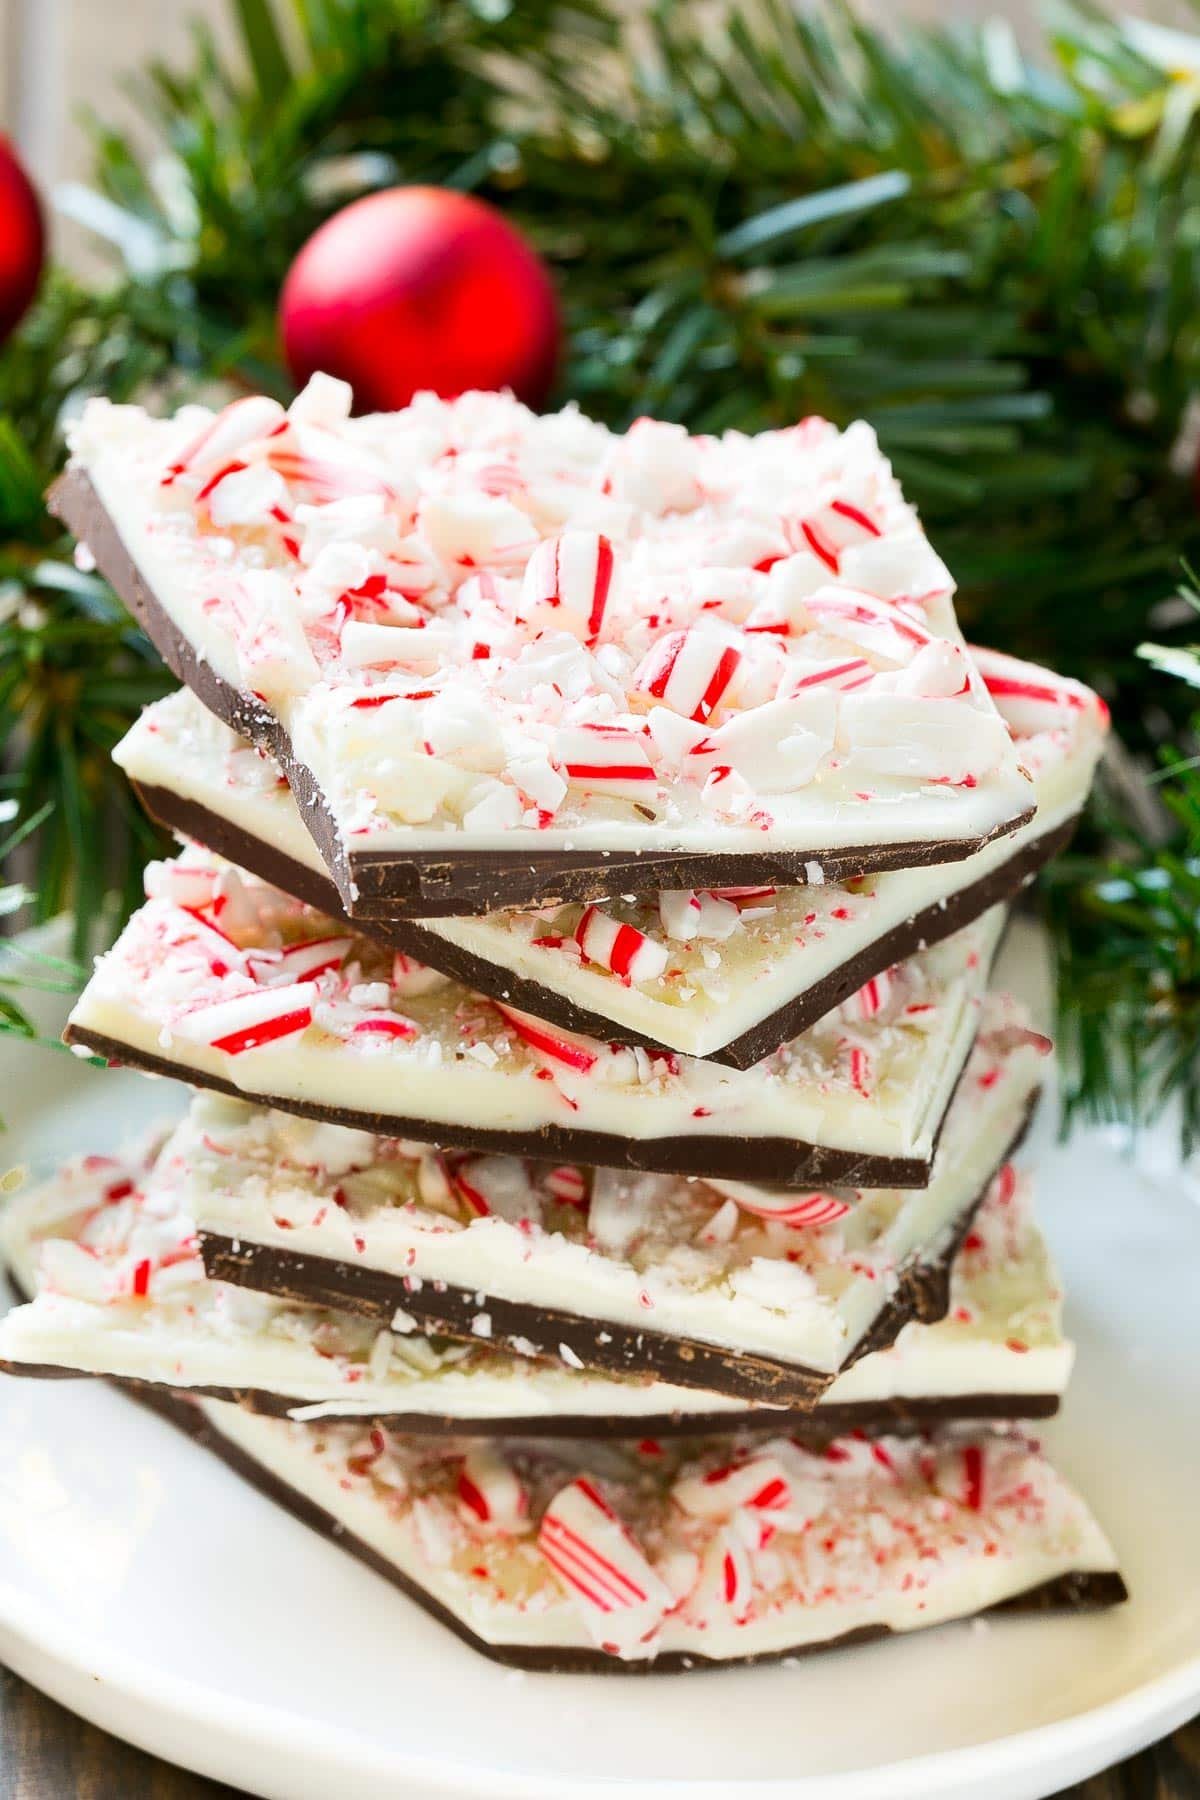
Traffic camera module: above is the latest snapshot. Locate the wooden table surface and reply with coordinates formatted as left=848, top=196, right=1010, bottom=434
left=1, top=1664, right=1196, bottom=1797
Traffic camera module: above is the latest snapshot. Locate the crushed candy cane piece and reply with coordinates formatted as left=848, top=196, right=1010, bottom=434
left=162, top=396, right=285, bottom=487
left=574, top=906, right=668, bottom=986
left=173, top=981, right=317, bottom=1055
left=457, top=1447, right=529, bottom=1535
left=633, top=625, right=743, bottom=723
left=494, top=1004, right=600, bottom=1074
left=658, top=890, right=740, bottom=942
left=519, top=529, right=615, bottom=645
left=555, top=723, right=656, bottom=800
left=539, top=1477, right=673, bottom=1657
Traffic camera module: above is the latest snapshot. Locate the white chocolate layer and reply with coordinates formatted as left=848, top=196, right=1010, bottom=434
left=171, top=1000, right=1043, bottom=1377
left=68, top=390, right=1035, bottom=869
left=114, top=643, right=1105, bottom=1058
left=68, top=850, right=1006, bottom=1176
left=0, top=1135, right=1070, bottom=1420
left=184, top=1406, right=1122, bottom=1662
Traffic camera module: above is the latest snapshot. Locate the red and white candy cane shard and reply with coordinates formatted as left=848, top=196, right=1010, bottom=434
left=265, top=445, right=392, bottom=504
left=707, top=1179, right=852, bottom=1228
left=174, top=908, right=251, bottom=978
left=176, top=981, right=318, bottom=1056
left=520, top=530, right=615, bottom=644
left=350, top=1011, right=419, bottom=1041
left=229, top=587, right=321, bottom=699
left=708, top=886, right=777, bottom=908
left=791, top=497, right=882, bottom=573
left=673, top=1454, right=796, bottom=1520
left=936, top=1441, right=987, bottom=1512
left=803, top=586, right=933, bottom=659
left=445, top=1154, right=532, bottom=1223
left=847, top=967, right=895, bottom=1021
left=476, top=461, right=525, bottom=499
left=450, top=1161, right=493, bottom=1218
left=573, top=906, right=669, bottom=986
left=144, top=860, right=222, bottom=911
left=972, top=645, right=1107, bottom=736
left=128, top=1239, right=201, bottom=1300
left=456, top=1447, right=528, bottom=1536
left=658, top=888, right=741, bottom=941
left=248, top=935, right=352, bottom=986
left=633, top=627, right=743, bottom=722
left=555, top=723, right=657, bottom=800
left=845, top=1043, right=873, bottom=1097
left=538, top=1478, right=672, bottom=1655
left=658, top=889, right=702, bottom=939
left=494, top=1003, right=601, bottom=1075
left=545, top=1164, right=588, bottom=1208
left=162, top=396, right=285, bottom=486
left=780, top=655, right=873, bottom=693
left=698, top=1525, right=755, bottom=1622
left=390, top=952, right=448, bottom=998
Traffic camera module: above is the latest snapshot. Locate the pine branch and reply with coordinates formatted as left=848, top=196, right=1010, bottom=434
left=0, top=806, right=90, bottom=1059
left=1048, top=632, right=1200, bottom=1147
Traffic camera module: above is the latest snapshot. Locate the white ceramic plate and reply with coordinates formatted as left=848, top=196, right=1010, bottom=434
left=0, top=933, right=1197, bottom=1800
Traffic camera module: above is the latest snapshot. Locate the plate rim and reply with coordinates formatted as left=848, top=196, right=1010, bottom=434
left=0, top=1531, right=1196, bottom=1800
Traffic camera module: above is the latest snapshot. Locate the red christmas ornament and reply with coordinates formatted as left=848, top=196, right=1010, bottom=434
left=0, top=136, right=44, bottom=345
left=279, top=186, right=560, bottom=413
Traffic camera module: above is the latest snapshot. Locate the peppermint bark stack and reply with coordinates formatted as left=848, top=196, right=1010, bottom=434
left=0, top=382, right=1124, bottom=1668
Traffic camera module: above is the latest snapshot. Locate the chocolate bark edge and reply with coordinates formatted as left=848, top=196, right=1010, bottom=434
left=0, top=1360, right=1060, bottom=1435
left=132, top=772, right=1077, bottom=1071
left=62, top=1019, right=960, bottom=1190
left=127, top=1386, right=1128, bottom=1674
left=47, top=470, right=360, bottom=912
left=342, top=821, right=1036, bottom=919
left=49, top=469, right=1034, bottom=920
left=0, top=1273, right=1058, bottom=1433
left=197, top=1089, right=1037, bottom=1408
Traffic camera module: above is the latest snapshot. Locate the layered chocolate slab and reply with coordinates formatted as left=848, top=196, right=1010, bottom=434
left=116, top=645, right=1106, bottom=1065
left=142, top=1404, right=1126, bottom=1669
left=52, top=382, right=1036, bottom=917
left=65, top=851, right=1006, bottom=1188
left=136, top=1002, right=1044, bottom=1406
left=0, top=1131, right=1071, bottom=1433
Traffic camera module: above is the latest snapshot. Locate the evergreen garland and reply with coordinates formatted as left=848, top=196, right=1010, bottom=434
left=3, top=0, right=1200, bottom=1139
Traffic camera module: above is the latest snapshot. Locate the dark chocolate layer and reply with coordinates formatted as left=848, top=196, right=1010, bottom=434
left=132, top=772, right=1076, bottom=1071
left=197, top=1095, right=1036, bottom=1407
left=1, top=1268, right=1054, bottom=1433
left=134, top=1387, right=1127, bottom=1675
left=50, top=469, right=1034, bottom=920
left=0, top=1360, right=1058, bottom=1436
left=342, top=828, right=1035, bottom=921
left=64, top=1017, right=973, bottom=1189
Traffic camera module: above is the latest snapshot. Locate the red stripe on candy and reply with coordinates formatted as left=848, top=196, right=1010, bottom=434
left=211, top=1005, right=313, bottom=1056
left=588, top=537, right=614, bottom=642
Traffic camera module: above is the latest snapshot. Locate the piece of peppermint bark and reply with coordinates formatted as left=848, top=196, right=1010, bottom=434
left=52, top=381, right=1035, bottom=916
left=149, top=996, right=1043, bottom=1406
left=0, top=1135, right=1070, bottom=1433
left=65, top=850, right=1007, bottom=1188
left=137, top=1402, right=1127, bottom=1669
left=115, top=645, right=1106, bottom=1065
